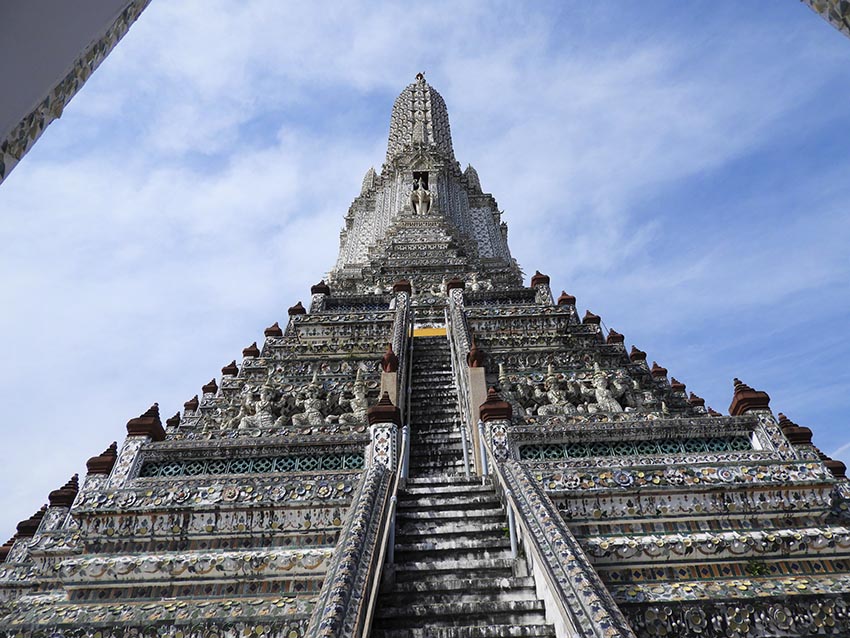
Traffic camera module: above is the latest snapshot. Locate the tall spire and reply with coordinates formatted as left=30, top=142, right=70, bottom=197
left=385, top=72, right=455, bottom=165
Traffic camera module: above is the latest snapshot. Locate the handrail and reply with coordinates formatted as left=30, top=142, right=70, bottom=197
left=360, top=307, right=414, bottom=636
left=476, top=429, right=636, bottom=638
left=445, top=306, right=472, bottom=478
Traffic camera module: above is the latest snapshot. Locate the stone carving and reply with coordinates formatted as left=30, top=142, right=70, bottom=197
left=409, top=177, right=432, bottom=215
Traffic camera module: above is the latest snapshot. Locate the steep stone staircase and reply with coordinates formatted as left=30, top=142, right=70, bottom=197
left=370, top=336, right=555, bottom=637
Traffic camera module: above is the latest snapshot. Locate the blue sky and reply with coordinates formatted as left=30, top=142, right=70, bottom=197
left=1, top=1, right=849, bottom=540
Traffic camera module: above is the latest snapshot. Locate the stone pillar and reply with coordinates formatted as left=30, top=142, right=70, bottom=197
left=480, top=388, right=513, bottom=464
left=309, top=280, right=330, bottom=313
left=530, top=271, right=553, bottom=305
left=380, top=344, right=400, bottom=406
left=107, top=404, right=165, bottom=489
left=367, top=392, right=401, bottom=470
left=466, top=340, right=487, bottom=474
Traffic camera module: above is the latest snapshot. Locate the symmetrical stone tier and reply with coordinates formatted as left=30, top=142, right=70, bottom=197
left=3, top=74, right=848, bottom=638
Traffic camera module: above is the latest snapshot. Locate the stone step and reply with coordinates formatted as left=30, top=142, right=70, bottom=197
left=397, top=494, right=501, bottom=510
left=396, top=507, right=505, bottom=523
left=371, top=624, right=556, bottom=638
left=377, top=586, right=542, bottom=610
left=392, top=575, right=536, bottom=595
left=396, top=521, right=507, bottom=538
left=395, top=535, right=511, bottom=563
left=403, top=482, right=493, bottom=496
left=405, top=475, right=488, bottom=486
left=408, top=459, right=465, bottom=473
left=393, top=557, right=516, bottom=583
left=374, top=599, right=547, bottom=626
left=412, top=433, right=463, bottom=445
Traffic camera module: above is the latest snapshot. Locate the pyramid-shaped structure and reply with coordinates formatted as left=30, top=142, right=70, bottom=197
left=2, top=73, right=849, bottom=638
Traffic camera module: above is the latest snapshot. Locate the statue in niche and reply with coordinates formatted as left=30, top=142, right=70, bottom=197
left=498, top=364, right=529, bottom=418
left=412, top=109, right=427, bottom=143
left=410, top=177, right=432, bottom=215
left=291, top=372, right=327, bottom=427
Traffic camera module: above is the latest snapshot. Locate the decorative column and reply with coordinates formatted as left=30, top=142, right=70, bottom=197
left=467, top=340, right=488, bottom=474
left=480, top=388, right=513, bottom=463
left=379, top=345, right=399, bottom=406
left=309, top=280, right=331, bottom=313
left=107, top=404, right=164, bottom=489
left=367, top=392, right=401, bottom=470
left=530, top=270, right=553, bottom=305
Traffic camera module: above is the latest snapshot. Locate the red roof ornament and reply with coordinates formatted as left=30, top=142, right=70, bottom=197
left=288, top=302, right=307, bottom=316
left=184, top=395, right=199, bottom=412
left=670, top=378, right=686, bottom=392
left=86, top=442, right=118, bottom=475
left=582, top=310, right=601, bottom=325
left=467, top=339, right=486, bottom=368
left=221, top=360, right=239, bottom=376
left=606, top=329, right=624, bottom=344
left=48, top=475, right=79, bottom=507
left=446, top=277, right=465, bottom=291
left=166, top=412, right=181, bottom=428
left=381, top=344, right=399, bottom=373
left=126, top=403, right=166, bottom=441
left=480, top=387, right=512, bottom=423
left=530, top=271, right=550, bottom=287
left=367, top=392, right=401, bottom=426
left=242, top=342, right=260, bottom=358
left=16, top=506, right=47, bottom=537
left=310, top=280, right=331, bottom=296
left=650, top=362, right=668, bottom=378
left=0, top=536, right=16, bottom=562
left=729, top=378, right=770, bottom=415
left=629, top=346, right=647, bottom=362
left=264, top=321, right=283, bottom=337
left=776, top=413, right=812, bottom=446
left=202, top=378, right=218, bottom=395
left=556, top=291, right=576, bottom=306
left=393, top=279, right=412, bottom=294
left=688, top=392, right=705, bottom=407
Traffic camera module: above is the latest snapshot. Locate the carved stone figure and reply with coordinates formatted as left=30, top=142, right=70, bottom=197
left=535, top=368, right=578, bottom=417
left=236, top=384, right=276, bottom=430
left=587, top=364, right=623, bottom=414
left=291, top=373, right=327, bottom=427
left=410, top=177, right=432, bottom=215
left=339, top=370, right=369, bottom=425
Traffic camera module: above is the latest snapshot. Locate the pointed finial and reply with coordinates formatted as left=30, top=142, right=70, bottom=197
left=728, top=378, right=770, bottom=415
left=264, top=321, right=283, bottom=337
left=606, top=329, right=624, bottom=344
left=288, top=302, right=307, bottom=316
left=381, top=344, right=399, bottom=373
left=530, top=271, right=550, bottom=287
left=85, top=441, right=119, bottom=475
left=367, top=391, right=401, bottom=425
left=688, top=392, right=705, bottom=407
left=650, top=362, right=668, bottom=378
left=126, top=403, right=165, bottom=441
left=184, top=395, right=199, bottom=412
left=48, top=474, right=79, bottom=507
left=242, top=342, right=260, bottom=358
left=222, top=360, right=239, bottom=377
left=480, top=387, right=512, bottom=423
left=467, top=338, right=485, bottom=368
left=670, top=378, right=686, bottom=392
left=582, top=310, right=601, bottom=325
left=311, top=280, right=331, bottom=296
left=556, top=291, right=576, bottom=306
left=16, top=506, right=47, bottom=537
left=166, top=412, right=181, bottom=428
left=202, top=378, right=218, bottom=395
left=629, top=346, right=647, bottom=362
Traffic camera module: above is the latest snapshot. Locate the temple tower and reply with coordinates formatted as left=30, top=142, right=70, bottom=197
left=2, top=74, right=850, bottom=638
